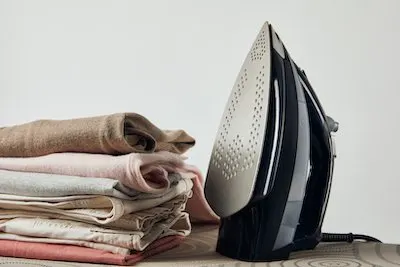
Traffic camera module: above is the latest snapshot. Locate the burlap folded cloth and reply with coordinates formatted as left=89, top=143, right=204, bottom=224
left=0, top=112, right=195, bottom=157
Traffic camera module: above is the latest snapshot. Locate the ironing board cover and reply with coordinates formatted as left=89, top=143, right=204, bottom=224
left=0, top=225, right=398, bottom=267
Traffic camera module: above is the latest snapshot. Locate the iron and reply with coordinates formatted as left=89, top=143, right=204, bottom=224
left=204, top=21, right=338, bottom=261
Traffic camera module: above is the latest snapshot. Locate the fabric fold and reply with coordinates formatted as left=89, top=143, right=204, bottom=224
left=0, top=151, right=188, bottom=194
left=0, top=212, right=191, bottom=253
left=0, top=169, right=186, bottom=200
left=0, top=203, right=180, bottom=232
left=0, top=188, right=190, bottom=228
left=0, top=153, right=220, bottom=223
left=0, top=112, right=195, bottom=157
left=0, top=235, right=183, bottom=265
left=183, top=165, right=220, bottom=224
left=0, top=232, right=132, bottom=255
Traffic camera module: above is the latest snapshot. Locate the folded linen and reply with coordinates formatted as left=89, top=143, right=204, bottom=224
left=0, top=235, right=183, bottom=265
left=0, top=112, right=195, bottom=157
left=0, top=189, right=190, bottom=228
left=0, top=169, right=185, bottom=200
left=0, top=201, right=181, bottom=232
left=0, top=151, right=191, bottom=194
left=0, top=212, right=191, bottom=254
left=0, top=233, right=132, bottom=255
left=0, top=152, right=220, bottom=223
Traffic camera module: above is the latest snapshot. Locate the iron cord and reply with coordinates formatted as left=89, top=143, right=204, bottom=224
left=321, top=232, right=382, bottom=243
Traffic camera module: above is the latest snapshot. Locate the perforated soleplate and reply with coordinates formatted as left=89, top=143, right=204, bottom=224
left=205, top=22, right=272, bottom=218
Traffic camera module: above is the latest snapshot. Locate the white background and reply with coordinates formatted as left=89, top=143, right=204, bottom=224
left=1, top=0, right=399, bottom=243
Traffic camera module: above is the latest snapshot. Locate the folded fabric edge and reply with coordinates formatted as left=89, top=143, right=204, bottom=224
left=0, top=235, right=184, bottom=266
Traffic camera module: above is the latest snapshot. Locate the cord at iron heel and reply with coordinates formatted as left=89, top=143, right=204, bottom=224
left=321, top=232, right=382, bottom=243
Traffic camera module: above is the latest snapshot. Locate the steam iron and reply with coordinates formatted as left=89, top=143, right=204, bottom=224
left=204, top=21, right=339, bottom=261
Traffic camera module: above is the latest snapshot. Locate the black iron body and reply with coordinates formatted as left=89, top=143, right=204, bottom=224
left=213, top=24, right=337, bottom=262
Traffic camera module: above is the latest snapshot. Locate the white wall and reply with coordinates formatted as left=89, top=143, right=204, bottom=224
left=1, top=0, right=399, bottom=243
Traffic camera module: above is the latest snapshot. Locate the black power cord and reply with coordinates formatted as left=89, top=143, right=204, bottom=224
left=322, top=232, right=382, bottom=243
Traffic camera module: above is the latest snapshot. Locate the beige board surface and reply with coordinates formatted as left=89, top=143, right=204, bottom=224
left=0, top=225, right=399, bottom=267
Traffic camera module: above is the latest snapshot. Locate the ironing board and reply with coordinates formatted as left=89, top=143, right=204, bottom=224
left=0, top=225, right=398, bottom=267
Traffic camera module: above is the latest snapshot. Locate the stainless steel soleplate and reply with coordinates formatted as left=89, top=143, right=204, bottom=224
left=205, top=22, right=272, bottom=217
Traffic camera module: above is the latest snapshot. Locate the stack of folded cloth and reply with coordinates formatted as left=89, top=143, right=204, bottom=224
left=0, top=112, right=219, bottom=265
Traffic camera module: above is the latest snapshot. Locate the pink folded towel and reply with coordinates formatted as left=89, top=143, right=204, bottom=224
left=0, top=235, right=183, bottom=265
left=0, top=151, right=219, bottom=224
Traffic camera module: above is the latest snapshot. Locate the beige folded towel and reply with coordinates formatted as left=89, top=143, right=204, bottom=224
left=0, top=200, right=183, bottom=232
left=0, top=179, right=192, bottom=226
left=0, top=112, right=195, bottom=157
left=0, top=212, right=191, bottom=254
left=0, top=169, right=185, bottom=200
